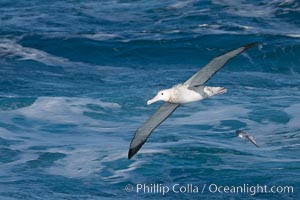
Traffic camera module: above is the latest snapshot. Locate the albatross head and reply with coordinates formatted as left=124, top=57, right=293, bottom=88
left=147, top=89, right=171, bottom=105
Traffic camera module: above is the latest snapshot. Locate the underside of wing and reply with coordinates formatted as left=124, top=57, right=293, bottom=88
left=184, top=43, right=257, bottom=87
left=128, top=102, right=180, bottom=159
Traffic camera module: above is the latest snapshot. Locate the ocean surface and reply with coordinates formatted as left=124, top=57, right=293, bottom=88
left=0, top=0, right=299, bottom=199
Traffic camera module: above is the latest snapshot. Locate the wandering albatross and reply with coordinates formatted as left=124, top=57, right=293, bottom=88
left=128, top=43, right=257, bottom=159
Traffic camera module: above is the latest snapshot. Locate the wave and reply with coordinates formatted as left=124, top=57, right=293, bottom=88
left=2, top=0, right=300, bottom=42
left=284, top=103, right=300, bottom=128
left=81, top=32, right=123, bottom=41
left=0, top=96, right=129, bottom=179
left=0, top=38, right=73, bottom=66
left=0, top=38, right=128, bottom=72
left=0, top=96, right=120, bottom=125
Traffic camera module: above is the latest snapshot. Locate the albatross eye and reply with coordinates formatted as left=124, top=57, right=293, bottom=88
left=161, top=92, right=164, bottom=95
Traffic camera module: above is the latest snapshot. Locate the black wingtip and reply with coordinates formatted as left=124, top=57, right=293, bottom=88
left=128, top=142, right=145, bottom=159
left=253, top=143, right=260, bottom=148
left=244, top=42, right=258, bottom=50
left=128, top=148, right=135, bottom=159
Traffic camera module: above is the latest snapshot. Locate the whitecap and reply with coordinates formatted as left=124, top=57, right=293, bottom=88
left=81, top=32, right=122, bottom=41
left=287, top=34, right=300, bottom=38
left=0, top=38, right=71, bottom=66
left=169, top=104, right=250, bottom=126
left=0, top=38, right=128, bottom=72
left=212, top=0, right=274, bottom=18
left=46, top=150, right=104, bottom=178
left=167, top=0, right=195, bottom=9
left=198, top=24, right=209, bottom=28
left=284, top=103, right=300, bottom=128
left=0, top=97, right=121, bottom=127
left=46, top=139, right=131, bottom=179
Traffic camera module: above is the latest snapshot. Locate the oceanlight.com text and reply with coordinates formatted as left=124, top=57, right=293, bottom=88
left=124, top=183, right=294, bottom=196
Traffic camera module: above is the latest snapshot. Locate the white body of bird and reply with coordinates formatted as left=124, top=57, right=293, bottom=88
left=147, top=84, right=227, bottom=105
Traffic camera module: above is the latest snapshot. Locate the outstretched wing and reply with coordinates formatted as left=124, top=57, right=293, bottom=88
left=246, top=135, right=260, bottom=148
left=128, top=102, right=179, bottom=159
left=128, top=43, right=257, bottom=159
left=184, top=43, right=257, bottom=87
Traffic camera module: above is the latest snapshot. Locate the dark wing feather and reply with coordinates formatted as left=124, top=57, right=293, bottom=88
left=128, top=102, right=180, bottom=159
left=246, top=135, right=260, bottom=148
left=184, top=43, right=257, bottom=87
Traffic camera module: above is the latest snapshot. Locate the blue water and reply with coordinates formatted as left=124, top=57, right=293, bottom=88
left=0, top=0, right=299, bottom=199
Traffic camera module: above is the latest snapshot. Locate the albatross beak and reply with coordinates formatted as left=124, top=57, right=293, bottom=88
left=147, top=95, right=160, bottom=105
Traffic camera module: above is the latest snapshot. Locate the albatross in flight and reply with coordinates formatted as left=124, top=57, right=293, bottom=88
left=128, top=43, right=256, bottom=159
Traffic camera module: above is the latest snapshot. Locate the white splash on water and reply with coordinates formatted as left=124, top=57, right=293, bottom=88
left=0, top=38, right=73, bottom=66
left=0, top=96, right=134, bottom=179
left=22, top=97, right=119, bottom=119
left=284, top=103, right=300, bottom=128
left=167, top=0, right=195, bottom=9
left=170, top=104, right=250, bottom=126
left=82, top=32, right=121, bottom=41
left=0, top=97, right=120, bottom=125
left=287, top=34, right=300, bottom=38
left=0, top=38, right=128, bottom=72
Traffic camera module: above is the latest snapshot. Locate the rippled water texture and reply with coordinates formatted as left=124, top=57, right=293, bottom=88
left=0, top=0, right=299, bottom=199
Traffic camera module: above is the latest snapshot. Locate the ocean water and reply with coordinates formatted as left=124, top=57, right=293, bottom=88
left=0, top=0, right=299, bottom=199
